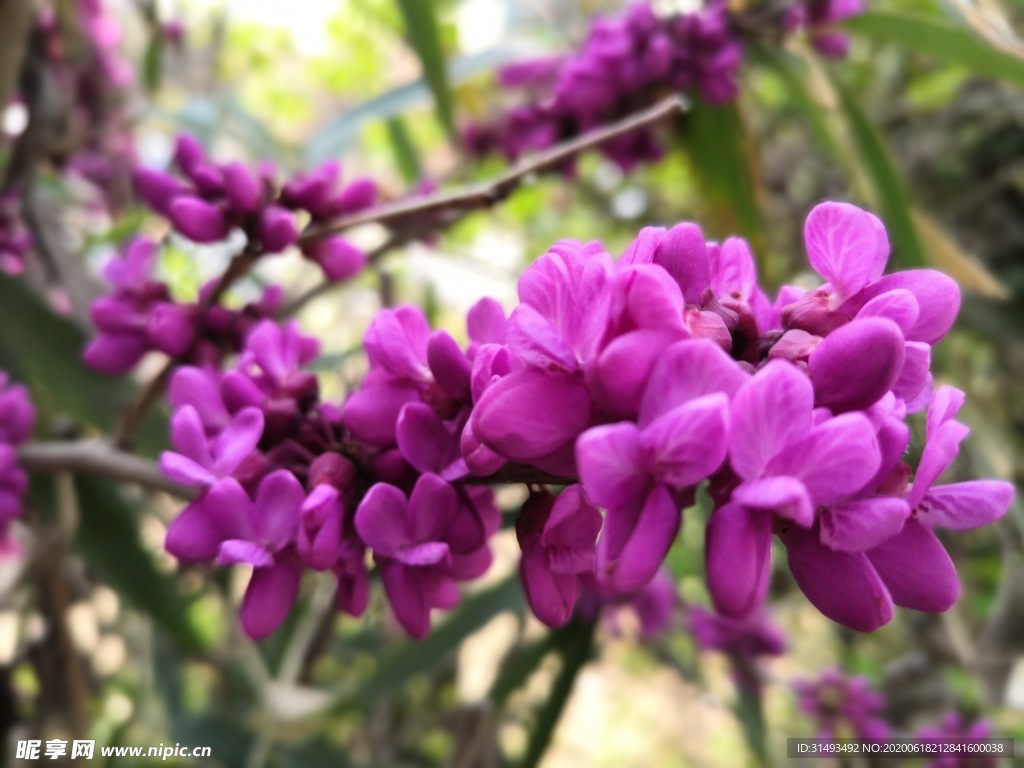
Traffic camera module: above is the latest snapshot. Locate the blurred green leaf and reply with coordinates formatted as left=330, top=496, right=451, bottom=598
left=170, top=713, right=253, bottom=767
left=330, top=575, right=523, bottom=713
left=832, top=80, right=927, bottom=268
left=488, top=631, right=558, bottom=707
left=844, top=12, right=1024, bottom=89
left=74, top=476, right=206, bottom=652
left=393, top=0, right=458, bottom=144
left=385, top=115, right=423, bottom=185
left=142, top=35, right=163, bottom=93
left=682, top=100, right=766, bottom=254
left=516, top=620, right=596, bottom=768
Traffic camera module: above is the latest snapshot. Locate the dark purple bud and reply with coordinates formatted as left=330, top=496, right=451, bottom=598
left=173, top=133, right=206, bottom=176
left=317, top=178, right=377, bottom=219
left=301, top=236, right=366, bottom=282
left=222, top=162, right=263, bottom=214
left=133, top=167, right=185, bottom=216
left=257, top=206, right=298, bottom=253
left=188, top=163, right=224, bottom=196
left=168, top=196, right=229, bottom=243
left=308, top=452, right=357, bottom=492
left=148, top=303, right=197, bottom=357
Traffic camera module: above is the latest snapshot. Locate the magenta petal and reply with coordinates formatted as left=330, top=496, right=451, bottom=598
left=732, top=476, right=814, bottom=526
left=892, top=341, right=931, bottom=404
left=355, top=483, right=408, bottom=555
left=407, top=473, right=459, bottom=543
left=203, top=477, right=260, bottom=540
left=819, top=497, right=909, bottom=552
left=640, top=338, right=749, bottom=426
left=653, top=222, right=709, bottom=304
left=342, top=383, right=420, bottom=446
left=168, top=196, right=229, bottom=243
left=588, top=329, right=680, bottom=419
left=336, top=559, right=370, bottom=617
left=782, top=525, right=894, bottom=631
left=466, top=298, right=507, bottom=346
left=851, top=270, right=960, bottom=344
left=473, top=369, right=590, bottom=461
left=803, top=202, right=884, bottom=305
left=705, top=503, right=772, bottom=618
left=597, top=485, right=681, bottom=594
left=220, top=371, right=266, bottom=412
left=160, top=451, right=217, bottom=488
left=855, top=289, right=919, bottom=336
left=641, top=393, right=730, bottom=488
left=212, top=407, right=264, bottom=476
left=542, top=485, right=603, bottom=551
left=222, top=162, right=263, bottom=214
left=254, top=469, right=304, bottom=550
left=729, top=360, right=813, bottom=480
left=169, top=404, right=212, bottom=463
left=611, top=265, right=686, bottom=334
left=364, top=307, right=430, bottom=380
left=169, top=367, right=230, bottom=429
left=576, top=422, right=647, bottom=510
left=766, top=413, right=880, bottom=506
left=239, top=560, right=303, bottom=639
left=521, top=545, right=577, bottom=628
left=926, top=385, right=965, bottom=440
left=427, top=331, right=471, bottom=401
left=380, top=561, right=432, bottom=638
left=396, top=402, right=452, bottom=474
left=917, top=481, right=1014, bottom=530
left=217, top=539, right=274, bottom=567
left=83, top=333, right=148, bottom=374
left=808, top=318, right=905, bottom=413
left=909, top=419, right=970, bottom=507
left=866, top=519, right=959, bottom=612
left=507, top=304, right=578, bottom=371
left=709, top=237, right=757, bottom=299
left=165, top=498, right=222, bottom=560
left=395, top=541, right=451, bottom=566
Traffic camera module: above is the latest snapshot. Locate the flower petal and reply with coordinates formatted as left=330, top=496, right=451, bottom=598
left=212, top=407, right=265, bottom=476
left=576, top=422, right=648, bottom=510
left=803, top=202, right=885, bottom=305
left=520, top=545, right=578, bottom=628
left=239, top=560, right=303, bottom=639
left=705, top=502, right=772, bottom=618
left=866, top=519, right=959, bottom=612
left=917, top=481, right=1014, bottom=530
left=732, top=476, right=814, bottom=527
left=819, top=497, right=910, bottom=552
left=355, top=483, right=409, bottom=556
left=254, top=469, right=304, bottom=550
left=408, top=473, right=459, bottom=544
left=380, top=561, right=432, bottom=638
left=640, top=338, right=749, bottom=426
left=782, top=524, right=894, bottom=632
left=596, top=485, right=680, bottom=594
left=641, top=393, right=730, bottom=488
left=729, top=360, right=813, bottom=480
left=507, top=304, right=578, bottom=371
left=808, top=318, right=905, bottom=413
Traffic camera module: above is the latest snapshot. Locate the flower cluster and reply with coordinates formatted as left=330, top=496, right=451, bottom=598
left=135, top=137, right=371, bottom=282
left=794, top=667, right=891, bottom=740
left=159, top=201, right=1014, bottom=642
left=83, top=237, right=284, bottom=374
left=917, top=712, right=998, bottom=768
left=464, top=1, right=863, bottom=170
left=0, top=373, right=34, bottom=545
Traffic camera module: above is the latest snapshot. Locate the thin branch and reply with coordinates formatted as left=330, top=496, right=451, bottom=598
left=297, top=95, right=689, bottom=245
left=18, top=441, right=196, bottom=500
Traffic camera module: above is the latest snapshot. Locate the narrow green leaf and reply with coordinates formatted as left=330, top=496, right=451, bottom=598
left=844, top=12, right=1024, bottom=89
left=393, top=0, right=458, bottom=144
left=385, top=116, right=424, bottom=186
left=330, top=575, right=523, bottom=713
left=832, top=80, right=926, bottom=268
left=517, top=620, right=596, bottom=768
left=73, top=476, right=206, bottom=651
left=682, top=100, right=765, bottom=253
left=142, top=35, right=164, bottom=93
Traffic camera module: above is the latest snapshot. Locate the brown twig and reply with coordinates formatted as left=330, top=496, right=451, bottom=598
left=18, top=440, right=197, bottom=500
left=296, top=95, right=689, bottom=245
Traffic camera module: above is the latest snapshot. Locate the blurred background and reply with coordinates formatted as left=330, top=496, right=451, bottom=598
left=0, top=0, right=1022, bottom=765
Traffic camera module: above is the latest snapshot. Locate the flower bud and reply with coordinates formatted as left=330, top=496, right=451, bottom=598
left=302, top=236, right=365, bottom=281
left=168, top=196, right=229, bottom=243
left=222, top=162, right=263, bottom=214
left=257, top=205, right=298, bottom=253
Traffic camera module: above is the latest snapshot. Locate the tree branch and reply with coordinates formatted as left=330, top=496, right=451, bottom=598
left=18, top=441, right=196, bottom=500
left=296, top=95, right=689, bottom=245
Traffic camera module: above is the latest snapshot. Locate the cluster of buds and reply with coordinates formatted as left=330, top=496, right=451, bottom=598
left=0, top=373, right=34, bottom=547
left=463, top=0, right=863, bottom=170
left=134, top=136, right=371, bottom=282
left=83, top=237, right=283, bottom=374
left=157, top=201, right=1013, bottom=641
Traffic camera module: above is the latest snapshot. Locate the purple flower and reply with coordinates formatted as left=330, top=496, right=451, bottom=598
left=160, top=405, right=264, bottom=489
left=917, top=712, right=997, bottom=768
left=355, top=474, right=493, bottom=638
left=0, top=373, right=35, bottom=445
left=706, top=360, right=899, bottom=630
left=516, top=486, right=602, bottom=627
left=794, top=667, right=890, bottom=740
left=578, top=339, right=740, bottom=594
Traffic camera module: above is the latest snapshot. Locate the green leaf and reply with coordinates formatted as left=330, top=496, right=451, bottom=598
left=844, top=12, right=1024, bottom=89
left=393, top=0, right=458, bottom=144
left=516, top=620, right=596, bottom=768
left=682, top=100, right=766, bottom=254
left=488, top=632, right=558, bottom=707
left=73, top=476, right=206, bottom=651
left=832, top=79, right=926, bottom=268
left=385, top=116, right=423, bottom=185
left=142, top=35, right=164, bottom=93
left=330, top=575, right=523, bottom=713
